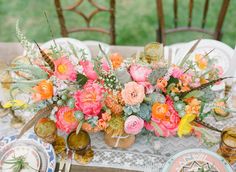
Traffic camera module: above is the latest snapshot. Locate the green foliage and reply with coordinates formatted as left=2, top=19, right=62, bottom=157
left=184, top=90, right=204, bottom=99
left=115, top=68, right=132, bottom=85
left=136, top=103, right=151, bottom=121
left=76, top=73, right=88, bottom=86
left=148, top=67, right=168, bottom=85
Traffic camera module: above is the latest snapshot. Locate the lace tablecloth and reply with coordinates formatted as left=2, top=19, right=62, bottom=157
left=1, top=113, right=236, bottom=172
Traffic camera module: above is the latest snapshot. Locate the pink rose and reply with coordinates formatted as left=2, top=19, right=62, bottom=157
left=138, top=82, right=155, bottom=94
left=74, top=81, right=103, bottom=116
left=124, top=115, right=144, bottom=135
left=129, top=65, right=152, bottom=82
left=121, top=82, right=145, bottom=105
left=56, top=106, right=78, bottom=133
left=80, top=60, right=98, bottom=80
left=172, top=67, right=183, bottom=79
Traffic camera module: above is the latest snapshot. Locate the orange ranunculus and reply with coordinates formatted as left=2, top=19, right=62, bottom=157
left=184, top=98, right=201, bottom=115
left=156, top=78, right=168, bottom=92
left=82, top=122, right=100, bottom=133
left=32, top=80, right=53, bottom=101
left=109, top=53, right=123, bottom=69
left=152, top=102, right=169, bottom=121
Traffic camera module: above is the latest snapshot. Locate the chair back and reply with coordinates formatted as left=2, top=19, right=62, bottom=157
left=54, top=0, right=116, bottom=44
left=156, top=0, right=230, bottom=44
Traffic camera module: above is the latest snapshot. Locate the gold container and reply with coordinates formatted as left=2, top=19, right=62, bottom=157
left=67, top=130, right=91, bottom=155
left=34, top=118, right=57, bottom=143
left=217, top=127, right=236, bottom=164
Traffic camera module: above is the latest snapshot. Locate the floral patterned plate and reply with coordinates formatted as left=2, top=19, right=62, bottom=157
left=162, top=148, right=233, bottom=172
left=0, top=132, right=56, bottom=172
left=0, top=146, right=41, bottom=172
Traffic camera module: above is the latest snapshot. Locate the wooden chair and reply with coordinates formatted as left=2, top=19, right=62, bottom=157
left=54, top=0, right=116, bottom=45
left=156, top=0, right=230, bottom=44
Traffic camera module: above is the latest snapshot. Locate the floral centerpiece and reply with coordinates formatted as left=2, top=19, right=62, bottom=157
left=0, top=23, right=232, bottom=163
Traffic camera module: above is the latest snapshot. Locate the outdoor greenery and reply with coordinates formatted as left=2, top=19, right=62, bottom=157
left=0, top=0, right=235, bottom=47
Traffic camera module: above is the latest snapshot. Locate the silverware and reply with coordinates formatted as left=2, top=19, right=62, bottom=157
left=65, top=150, right=73, bottom=172
left=58, top=151, right=66, bottom=172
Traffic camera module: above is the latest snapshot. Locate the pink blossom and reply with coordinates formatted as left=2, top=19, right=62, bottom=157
left=56, top=106, right=78, bottom=133
left=172, top=66, right=184, bottom=79
left=74, top=81, right=104, bottom=116
left=54, top=56, right=77, bottom=81
left=138, top=82, right=155, bottom=94
left=214, top=65, right=223, bottom=77
left=121, top=82, right=145, bottom=105
left=145, top=96, right=180, bottom=137
left=79, top=60, right=98, bottom=80
left=124, top=115, right=144, bottom=135
left=101, top=58, right=110, bottom=72
left=129, top=65, right=152, bottom=82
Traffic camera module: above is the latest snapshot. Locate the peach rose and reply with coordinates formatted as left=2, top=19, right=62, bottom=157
left=121, top=82, right=145, bottom=105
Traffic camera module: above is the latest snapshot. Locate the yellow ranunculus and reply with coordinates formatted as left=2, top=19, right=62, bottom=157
left=177, top=114, right=196, bottom=137
left=3, top=100, right=27, bottom=109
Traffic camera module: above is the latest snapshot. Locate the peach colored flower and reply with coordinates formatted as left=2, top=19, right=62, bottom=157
left=121, top=82, right=145, bottom=105
left=56, top=106, right=78, bottom=133
left=185, top=98, right=201, bottom=115
left=82, top=122, right=100, bottom=133
left=110, top=53, right=123, bottom=69
left=129, top=65, right=152, bottom=82
left=195, top=54, right=208, bottom=70
left=156, top=78, right=168, bottom=92
left=74, top=81, right=104, bottom=116
left=124, top=115, right=144, bottom=135
left=32, top=80, right=53, bottom=101
left=54, top=56, right=77, bottom=81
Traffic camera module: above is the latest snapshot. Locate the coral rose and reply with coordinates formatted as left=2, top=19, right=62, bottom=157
left=121, top=82, right=145, bottom=105
left=56, top=106, right=78, bottom=133
left=74, top=81, right=103, bottom=116
left=129, top=65, right=152, bottom=82
left=124, top=115, right=144, bottom=135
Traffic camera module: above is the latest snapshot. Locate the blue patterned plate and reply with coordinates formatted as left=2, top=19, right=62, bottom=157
left=0, top=132, right=56, bottom=172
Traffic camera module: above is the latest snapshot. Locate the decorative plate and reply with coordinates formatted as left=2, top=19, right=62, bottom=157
left=41, top=37, right=92, bottom=63
left=0, top=133, right=56, bottom=172
left=174, top=39, right=234, bottom=77
left=162, top=148, right=233, bottom=172
left=1, top=146, right=41, bottom=172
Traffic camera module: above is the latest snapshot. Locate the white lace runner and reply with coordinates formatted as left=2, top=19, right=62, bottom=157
left=1, top=111, right=236, bottom=171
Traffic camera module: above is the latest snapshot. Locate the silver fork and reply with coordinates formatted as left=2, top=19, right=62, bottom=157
left=58, top=151, right=66, bottom=172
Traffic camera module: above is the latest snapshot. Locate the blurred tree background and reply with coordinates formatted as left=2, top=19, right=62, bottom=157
left=0, top=0, right=235, bottom=47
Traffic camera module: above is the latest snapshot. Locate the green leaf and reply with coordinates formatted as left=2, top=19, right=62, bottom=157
left=167, top=76, right=179, bottom=85
left=151, top=121, right=163, bottom=136
left=148, top=67, right=167, bottom=85
left=184, top=90, right=204, bottom=99
left=76, top=73, right=88, bottom=86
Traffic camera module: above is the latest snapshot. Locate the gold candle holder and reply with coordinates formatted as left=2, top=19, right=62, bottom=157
left=217, top=127, right=236, bottom=164
left=34, top=118, right=57, bottom=143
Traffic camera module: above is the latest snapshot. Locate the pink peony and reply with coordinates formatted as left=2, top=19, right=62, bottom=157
left=54, top=56, right=77, bottom=81
left=74, top=81, right=104, bottom=116
left=80, top=60, right=98, bottom=80
left=145, top=96, right=180, bottom=137
left=172, top=66, right=183, bottom=79
left=138, top=81, right=155, bottom=94
left=129, top=65, right=152, bottom=82
left=56, top=106, right=78, bottom=133
left=124, top=115, right=144, bottom=135
left=121, top=82, right=145, bottom=105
